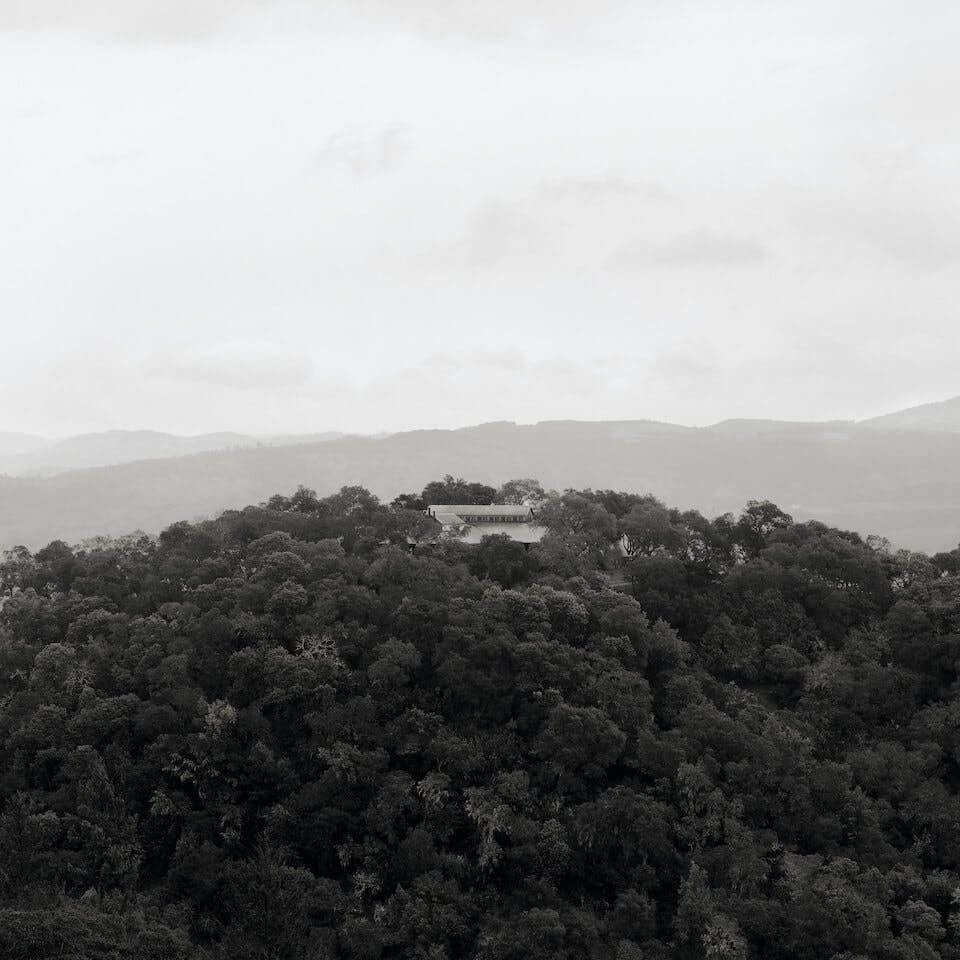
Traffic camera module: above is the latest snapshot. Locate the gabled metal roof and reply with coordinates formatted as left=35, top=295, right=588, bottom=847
left=427, top=503, right=533, bottom=520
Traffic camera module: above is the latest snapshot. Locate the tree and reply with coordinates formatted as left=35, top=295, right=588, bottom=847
left=471, top=534, right=536, bottom=588
left=5, top=476, right=960, bottom=960
left=537, top=493, right=618, bottom=568
left=421, top=475, right=498, bottom=506
left=391, top=492, right=426, bottom=511
left=620, top=501, right=685, bottom=557
left=498, top=479, right=549, bottom=507
left=735, top=501, right=793, bottom=557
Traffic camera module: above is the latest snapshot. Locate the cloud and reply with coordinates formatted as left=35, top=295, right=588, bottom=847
left=426, top=180, right=675, bottom=273
left=876, top=229, right=960, bottom=268
left=0, top=0, right=638, bottom=43
left=791, top=190, right=960, bottom=269
left=143, top=340, right=315, bottom=390
left=83, top=150, right=139, bottom=168
left=311, top=124, right=410, bottom=176
left=332, top=354, right=608, bottom=433
left=538, top=177, right=673, bottom=204
left=430, top=202, right=556, bottom=269
left=13, top=105, right=49, bottom=122
left=611, top=230, right=766, bottom=268
left=0, top=0, right=263, bottom=41
left=326, top=0, right=640, bottom=44
left=532, top=360, right=602, bottom=397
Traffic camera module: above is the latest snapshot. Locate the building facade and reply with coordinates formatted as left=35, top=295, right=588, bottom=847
left=425, top=504, right=547, bottom=546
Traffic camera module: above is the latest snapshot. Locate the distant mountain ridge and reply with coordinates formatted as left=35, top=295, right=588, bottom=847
left=2, top=416, right=960, bottom=553
left=2, top=396, right=960, bottom=551
left=2, top=393, right=956, bottom=478
left=862, top=395, right=960, bottom=432
left=705, top=419, right=855, bottom=438
left=0, top=429, right=346, bottom=477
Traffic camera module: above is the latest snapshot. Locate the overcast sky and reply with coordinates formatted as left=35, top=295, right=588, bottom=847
left=2, top=0, right=959, bottom=437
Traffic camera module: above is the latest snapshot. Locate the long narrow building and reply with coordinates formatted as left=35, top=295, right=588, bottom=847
left=425, top=503, right=547, bottom=545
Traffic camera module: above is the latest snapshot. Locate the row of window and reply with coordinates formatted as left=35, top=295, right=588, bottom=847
left=454, top=515, right=530, bottom=523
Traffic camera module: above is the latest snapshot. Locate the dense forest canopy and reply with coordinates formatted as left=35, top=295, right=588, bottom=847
left=2, top=477, right=960, bottom=959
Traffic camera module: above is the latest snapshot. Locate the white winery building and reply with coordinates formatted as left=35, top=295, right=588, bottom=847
left=425, top=504, right=547, bottom=546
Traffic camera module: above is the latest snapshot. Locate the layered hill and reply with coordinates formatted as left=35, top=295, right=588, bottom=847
left=1, top=392, right=955, bottom=479
left=863, top=395, right=960, bottom=433
left=0, top=429, right=346, bottom=477
left=2, top=418, right=959, bottom=552
left=0, top=432, right=53, bottom=457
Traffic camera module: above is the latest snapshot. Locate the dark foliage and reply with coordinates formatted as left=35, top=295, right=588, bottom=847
left=2, top=479, right=960, bottom=959
left=392, top=475, right=501, bottom=512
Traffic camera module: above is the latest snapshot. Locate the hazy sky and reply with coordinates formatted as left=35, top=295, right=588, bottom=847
left=2, top=0, right=959, bottom=436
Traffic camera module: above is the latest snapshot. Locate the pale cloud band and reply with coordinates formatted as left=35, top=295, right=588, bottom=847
left=1, top=0, right=959, bottom=435
left=142, top=341, right=316, bottom=391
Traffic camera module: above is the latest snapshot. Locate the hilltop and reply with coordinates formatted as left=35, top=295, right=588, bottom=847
left=3, top=479, right=960, bottom=958
left=2, top=418, right=960, bottom=552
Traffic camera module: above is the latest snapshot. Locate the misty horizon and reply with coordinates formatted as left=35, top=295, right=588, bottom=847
left=4, top=0, right=960, bottom=437
left=6, top=391, right=960, bottom=443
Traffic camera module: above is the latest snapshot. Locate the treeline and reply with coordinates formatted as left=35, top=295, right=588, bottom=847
left=1, top=477, right=960, bottom=958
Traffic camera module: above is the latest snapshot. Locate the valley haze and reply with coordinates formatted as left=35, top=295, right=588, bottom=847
left=2, top=395, right=960, bottom=553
